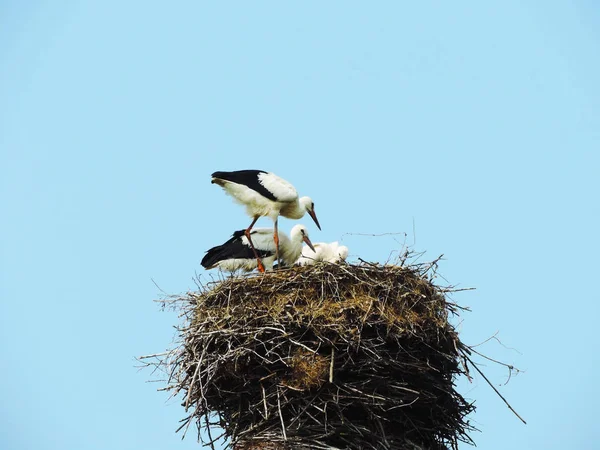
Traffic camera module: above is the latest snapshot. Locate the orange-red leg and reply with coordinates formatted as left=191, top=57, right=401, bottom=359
left=274, top=218, right=281, bottom=268
left=245, top=217, right=265, bottom=273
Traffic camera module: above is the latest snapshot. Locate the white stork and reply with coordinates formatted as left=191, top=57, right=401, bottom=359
left=211, top=170, right=321, bottom=272
left=201, top=224, right=316, bottom=273
left=297, top=241, right=349, bottom=265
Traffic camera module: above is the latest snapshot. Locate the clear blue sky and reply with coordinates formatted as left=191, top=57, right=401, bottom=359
left=2, top=2, right=599, bottom=449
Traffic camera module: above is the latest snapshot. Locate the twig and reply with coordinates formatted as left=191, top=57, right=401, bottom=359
left=261, top=383, right=268, bottom=419
left=329, top=347, right=335, bottom=383
left=357, top=257, right=378, bottom=267
left=277, top=388, right=287, bottom=441
left=462, top=352, right=527, bottom=424
left=151, top=278, right=168, bottom=295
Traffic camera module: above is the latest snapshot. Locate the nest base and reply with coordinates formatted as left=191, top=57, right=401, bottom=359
left=148, top=261, right=475, bottom=450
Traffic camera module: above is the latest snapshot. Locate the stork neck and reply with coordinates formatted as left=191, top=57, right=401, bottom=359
left=280, top=200, right=304, bottom=219
left=281, top=233, right=304, bottom=265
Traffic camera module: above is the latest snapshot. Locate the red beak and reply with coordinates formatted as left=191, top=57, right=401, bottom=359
left=308, top=208, right=321, bottom=230
left=303, top=235, right=316, bottom=253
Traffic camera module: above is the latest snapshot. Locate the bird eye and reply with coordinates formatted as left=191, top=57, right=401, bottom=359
left=311, top=202, right=315, bottom=209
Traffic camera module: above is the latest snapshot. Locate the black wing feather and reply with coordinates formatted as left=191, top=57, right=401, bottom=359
left=201, top=229, right=274, bottom=269
left=211, top=170, right=278, bottom=202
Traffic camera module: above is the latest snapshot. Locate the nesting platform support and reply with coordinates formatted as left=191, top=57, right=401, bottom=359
left=151, top=262, right=475, bottom=450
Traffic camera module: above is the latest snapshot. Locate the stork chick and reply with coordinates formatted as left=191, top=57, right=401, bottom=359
left=297, top=241, right=349, bottom=265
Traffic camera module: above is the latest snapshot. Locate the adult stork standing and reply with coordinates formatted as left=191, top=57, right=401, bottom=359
left=201, top=224, right=316, bottom=273
left=211, top=170, right=321, bottom=272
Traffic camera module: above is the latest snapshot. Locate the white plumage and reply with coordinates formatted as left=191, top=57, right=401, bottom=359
left=211, top=170, right=321, bottom=271
left=202, top=224, right=316, bottom=273
left=255, top=172, right=298, bottom=204
left=297, top=241, right=349, bottom=265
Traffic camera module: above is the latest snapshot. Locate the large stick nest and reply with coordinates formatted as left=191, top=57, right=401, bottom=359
left=147, top=260, right=475, bottom=450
